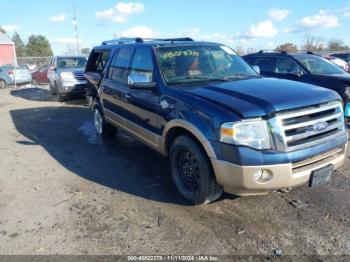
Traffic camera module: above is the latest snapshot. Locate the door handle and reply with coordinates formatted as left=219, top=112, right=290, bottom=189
left=124, top=93, right=131, bottom=101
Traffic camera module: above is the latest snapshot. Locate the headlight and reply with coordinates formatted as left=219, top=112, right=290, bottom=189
left=220, top=119, right=271, bottom=150
left=60, top=72, right=74, bottom=80
left=344, top=86, right=350, bottom=98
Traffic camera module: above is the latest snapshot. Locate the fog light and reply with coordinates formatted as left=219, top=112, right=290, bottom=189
left=253, top=169, right=272, bottom=183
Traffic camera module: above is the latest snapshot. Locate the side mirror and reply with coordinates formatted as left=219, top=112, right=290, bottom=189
left=252, top=66, right=260, bottom=75
left=128, top=74, right=156, bottom=90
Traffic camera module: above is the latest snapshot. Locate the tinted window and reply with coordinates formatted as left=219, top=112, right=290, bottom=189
left=86, top=50, right=110, bottom=73
left=108, top=48, right=134, bottom=82
left=333, top=54, right=350, bottom=63
left=275, top=58, right=301, bottom=74
left=130, top=47, right=154, bottom=81
left=249, top=57, right=277, bottom=73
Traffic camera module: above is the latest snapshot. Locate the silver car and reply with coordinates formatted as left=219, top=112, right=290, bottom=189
left=47, top=56, right=87, bottom=101
left=0, top=65, right=32, bottom=88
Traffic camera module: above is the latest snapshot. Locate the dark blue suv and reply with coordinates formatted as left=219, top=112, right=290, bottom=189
left=243, top=51, right=350, bottom=118
left=85, top=38, right=348, bottom=204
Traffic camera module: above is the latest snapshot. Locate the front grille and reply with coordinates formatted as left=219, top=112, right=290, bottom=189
left=271, top=101, right=345, bottom=152
left=73, top=71, right=85, bottom=80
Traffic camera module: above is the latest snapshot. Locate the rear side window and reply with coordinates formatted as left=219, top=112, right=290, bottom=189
left=86, top=50, right=110, bottom=73
left=130, top=47, right=154, bottom=81
left=108, top=48, right=134, bottom=82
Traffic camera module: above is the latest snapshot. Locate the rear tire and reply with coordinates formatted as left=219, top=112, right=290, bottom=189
left=169, top=135, right=223, bottom=205
left=0, top=79, right=7, bottom=89
left=93, top=102, right=117, bottom=138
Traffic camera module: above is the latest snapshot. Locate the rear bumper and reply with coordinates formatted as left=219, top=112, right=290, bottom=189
left=212, top=145, right=347, bottom=196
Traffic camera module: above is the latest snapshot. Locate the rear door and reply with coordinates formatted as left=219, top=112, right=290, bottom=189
left=85, top=49, right=111, bottom=89
left=100, top=47, right=134, bottom=125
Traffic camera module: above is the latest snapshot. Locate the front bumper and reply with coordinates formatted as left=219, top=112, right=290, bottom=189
left=211, top=145, right=347, bottom=196
left=59, top=80, right=87, bottom=94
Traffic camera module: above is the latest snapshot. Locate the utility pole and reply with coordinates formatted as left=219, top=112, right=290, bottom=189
left=72, top=0, right=80, bottom=55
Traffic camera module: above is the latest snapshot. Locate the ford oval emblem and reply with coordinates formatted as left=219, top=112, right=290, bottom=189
left=310, top=121, right=329, bottom=132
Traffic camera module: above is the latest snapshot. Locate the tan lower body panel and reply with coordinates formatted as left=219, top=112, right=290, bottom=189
left=211, top=147, right=346, bottom=196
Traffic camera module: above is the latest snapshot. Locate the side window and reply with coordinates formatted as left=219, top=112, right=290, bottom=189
left=86, top=50, right=110, bottom=73
left=250, top=57, right=277, bottom=73
left=275, top=58, right=301, bottom=74
left=130, top=47, right=154, bottom=81
left=108, top=48, right=134, bottom=82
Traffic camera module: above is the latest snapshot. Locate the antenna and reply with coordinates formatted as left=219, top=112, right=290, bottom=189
left=72, top=0, right=80, bottom=55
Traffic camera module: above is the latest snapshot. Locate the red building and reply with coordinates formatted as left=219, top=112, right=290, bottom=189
left=0, top=32, right=16, bottom=66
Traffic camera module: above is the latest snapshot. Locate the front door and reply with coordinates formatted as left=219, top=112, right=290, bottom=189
left=123, top=46, right=162, bottom=147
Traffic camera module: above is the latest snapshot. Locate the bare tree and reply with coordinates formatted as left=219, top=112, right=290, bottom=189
left=302, top=35, right=325, bottom=52
left=275, top=43, right=298, bottom=52
left=246, top=47, right=257, bottom=54
left=327, top=39, right=349, bottom=51
left=234, top=46, right=245, bottom=56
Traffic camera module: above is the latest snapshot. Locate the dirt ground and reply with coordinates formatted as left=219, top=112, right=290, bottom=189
left=0, top=86, right=349, bottom=257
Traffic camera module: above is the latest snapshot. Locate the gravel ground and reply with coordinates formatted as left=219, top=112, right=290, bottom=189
left=0, top=86, right=349, bottom=257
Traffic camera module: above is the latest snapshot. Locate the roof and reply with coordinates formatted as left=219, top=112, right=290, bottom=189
left=94, top=37, right=221, bottom=49
left=0, top=32, right=14, bottom=45
left=244, top=51, right=318, bottom=57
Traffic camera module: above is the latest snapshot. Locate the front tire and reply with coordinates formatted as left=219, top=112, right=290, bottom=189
left=49, top=82, right=56, bottom=95
left=169, top=135, right=223, bottom=205
left=57, top=91, right=66, bottom=102
left=93, top=103, right=117, bottom=138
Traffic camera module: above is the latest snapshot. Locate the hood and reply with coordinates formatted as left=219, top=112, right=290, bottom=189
left=57, top=67, right=85, bottom=74
left=185, top=78, right=340, bottom=118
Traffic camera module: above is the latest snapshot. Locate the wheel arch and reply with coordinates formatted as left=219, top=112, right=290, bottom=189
left=162, top=120, right=217, bottom=159
left=0, top=78, right=8, bottom=88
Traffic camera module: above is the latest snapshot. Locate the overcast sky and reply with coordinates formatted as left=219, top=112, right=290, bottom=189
left=1, top=0, right=350, bottom=54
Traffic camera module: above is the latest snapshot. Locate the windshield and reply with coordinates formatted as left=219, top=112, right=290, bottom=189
left=156, top=45, right=257, bottom=85
left=292, top=54, right=345, bottom=75
left=57, top=57, right=87, bottom=69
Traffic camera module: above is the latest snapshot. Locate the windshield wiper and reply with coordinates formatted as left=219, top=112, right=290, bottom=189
left=184, top=75, right=231, bottom=82
left=226, top=73, right=256, bottom=79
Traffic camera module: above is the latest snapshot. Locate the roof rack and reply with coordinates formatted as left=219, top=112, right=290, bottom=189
left=102, top=38, right=143, bottom=45
left=101, top=37, right=194, bottom=45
